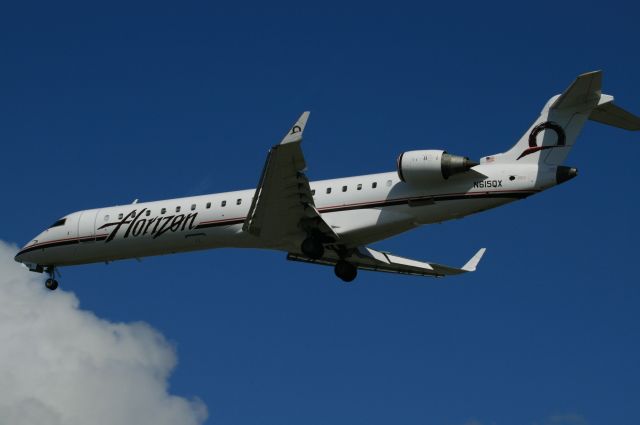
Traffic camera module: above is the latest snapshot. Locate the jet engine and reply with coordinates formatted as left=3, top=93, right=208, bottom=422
left=397, top=150, right=478, bottom=184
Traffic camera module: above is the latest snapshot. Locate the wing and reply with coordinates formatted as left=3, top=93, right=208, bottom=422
left=243, top=112, right=338, bottom=244
left=288, top=246, right=487, bottom=277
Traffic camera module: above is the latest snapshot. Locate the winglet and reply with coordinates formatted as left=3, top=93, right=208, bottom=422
left=461, top=248, right=486, bottom=272
left=280, top=111, right=310, bottom=145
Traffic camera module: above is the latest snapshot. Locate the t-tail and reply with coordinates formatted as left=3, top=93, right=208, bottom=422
left=486, top=71, right=640, bottom=168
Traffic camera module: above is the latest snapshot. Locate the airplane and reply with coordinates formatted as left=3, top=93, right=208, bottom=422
left=14, top=71, right=640, bottom=290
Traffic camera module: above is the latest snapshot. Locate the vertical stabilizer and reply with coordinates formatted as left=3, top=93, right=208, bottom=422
left=488, top=71, right=603, bottom=165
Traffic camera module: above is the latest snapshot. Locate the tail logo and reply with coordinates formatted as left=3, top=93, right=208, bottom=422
left=517, top=121, right=566, bottom=160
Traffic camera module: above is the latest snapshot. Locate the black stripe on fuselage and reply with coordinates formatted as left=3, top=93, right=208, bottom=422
left=17, top=190, right=536, bottom=256
left=316, top=190, right=535, bottom=213
left=194, top=190, right=536, bottom=228
left=16, top=235, right=109, bottom=256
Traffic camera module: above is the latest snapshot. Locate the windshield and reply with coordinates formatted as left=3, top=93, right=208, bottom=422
left=50, top=218, right=66, bottom=228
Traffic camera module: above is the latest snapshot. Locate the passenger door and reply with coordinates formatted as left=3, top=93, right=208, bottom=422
left=77, top=210, right=97, bottom=241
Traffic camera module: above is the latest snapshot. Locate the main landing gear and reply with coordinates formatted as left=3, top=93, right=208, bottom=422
left=44, top=266, right=59, bottom=291
left=301, top=236, right=324, bottom=259
left=334, top=260, right=358, bottom=283
left=300, top=237, right=358, bottom=283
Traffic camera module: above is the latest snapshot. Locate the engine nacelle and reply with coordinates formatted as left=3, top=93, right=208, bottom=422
left=397, top=150, right=478, bottom=184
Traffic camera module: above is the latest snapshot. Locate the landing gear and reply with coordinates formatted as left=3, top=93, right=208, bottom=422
left=334, top=260, right=357, bottom=283
left=44, top=266, right=59, bottom=291
left=45, top=278, right=59, bottom=291
left=301, top=237, right=324, bottom=259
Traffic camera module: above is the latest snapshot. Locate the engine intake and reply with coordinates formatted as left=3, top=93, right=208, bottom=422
left=397, top=150, right=478, bottom=184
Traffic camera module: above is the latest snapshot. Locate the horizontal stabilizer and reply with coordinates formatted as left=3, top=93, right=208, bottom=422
left=551, top=70, right=602, bottom=110
left=589, top=94, right=640, bottom=130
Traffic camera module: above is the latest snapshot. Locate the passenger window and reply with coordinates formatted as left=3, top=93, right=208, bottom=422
left=387, top=179, right=393, bottom=187
left=357, top=184, right=362, bottom=190
left=191, top=204, right=196, bottom=211
left=176, top=206, right=181, bottom=213
left=342, top=185, right=347, bottom=192
left=50, top=218, right=67, bottom=228
left=104, top=215, right=109, bottom=221
left=311, top=189, right=316, bottom=196
left=118, top=213, right=123, bottom=219
left=326, top=187, right=332, bottom=194
left=206, top=202, right=211, bottom=209
left=161, top=208, right=166, bottom=214
left=221, top=200, right=226, bottom=207
left=236, top=198, right=242, bottom=205
left=372, top=182, right=377, bottom=189
left=145, top=210, right=151, bottom=216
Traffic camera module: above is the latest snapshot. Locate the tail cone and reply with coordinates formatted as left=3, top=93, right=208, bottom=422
left=556, top=166, right=578, bottom=184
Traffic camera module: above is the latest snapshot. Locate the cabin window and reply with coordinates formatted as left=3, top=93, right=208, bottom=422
left=104, top=215, right=110, bottom=221
left=221, top=200, right=226, bottom=207
left=191, top=204, right=196, bottom=211
left=145, top=210, right=151, bottom=216
left=176, top=206, right=181, bottom=213
left=161, top=208, right=166, bottom=214
left=357, top=183, right=362, bottom=190
left=236, top=198, right=242, bottom=205
left=311, top=189, right=315, bottom=196
left=372, top=182, right=377, bottom=189
left=342, top=185, right=347, bottom=192
left=326, top=187, right=332, bottom=194
left=387, top=179, right=393, bottom=187
left=118, top=213, right=123, bottom=219
left=206, top=202, right=211, bottom=209
left=50, top=218, right=66, bottom=228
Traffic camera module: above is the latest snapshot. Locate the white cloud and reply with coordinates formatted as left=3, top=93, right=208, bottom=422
left=0, top=240, right=207, bottom=425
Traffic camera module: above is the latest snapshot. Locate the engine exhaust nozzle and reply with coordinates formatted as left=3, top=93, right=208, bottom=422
left=441, top=153, right=479, bottom=179
left=556, top=166, right=578, bottom=184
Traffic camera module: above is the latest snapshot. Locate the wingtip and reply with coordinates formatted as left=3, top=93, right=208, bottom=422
left=462, top=247, right=487, bottom=272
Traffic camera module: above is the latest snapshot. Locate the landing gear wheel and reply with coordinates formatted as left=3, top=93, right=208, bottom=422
left=334, top=260, right=357, bottom=283
left=301, top=237, right=324, bottom=259
left=45, top=278, right=59, bottom=291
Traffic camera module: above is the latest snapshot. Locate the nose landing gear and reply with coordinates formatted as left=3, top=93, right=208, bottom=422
left=45, top=278, right=59, bottom=291
left=44, top=266, right=59, bottom=291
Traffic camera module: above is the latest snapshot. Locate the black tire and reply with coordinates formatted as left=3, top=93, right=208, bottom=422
left=45, top=278, right=59, bottom=291
left=334, top=260, right=357, bottom=283
left=301, top=237, right=324, bottom=259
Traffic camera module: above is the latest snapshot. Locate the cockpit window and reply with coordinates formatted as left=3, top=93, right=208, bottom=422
left=50, top=218, right=66, bottom=228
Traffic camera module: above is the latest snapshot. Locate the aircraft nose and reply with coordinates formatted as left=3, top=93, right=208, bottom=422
left=15, top=236, right=40, bottom=264
left=14, top=246, right=28, bottom=263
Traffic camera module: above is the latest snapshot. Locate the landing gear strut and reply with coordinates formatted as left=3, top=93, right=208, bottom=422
left=301, top=237, right=324, bottom=259
left=44, top=266, right=59, bottom=291
left=334, top=260, right=357, bottom=283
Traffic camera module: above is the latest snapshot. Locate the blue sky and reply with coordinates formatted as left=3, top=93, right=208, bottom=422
left=1, top=1, right=639, bottom=424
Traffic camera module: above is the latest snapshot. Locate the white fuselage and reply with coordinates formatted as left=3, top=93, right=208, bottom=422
left=14, top=162, right=556, bottom=269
